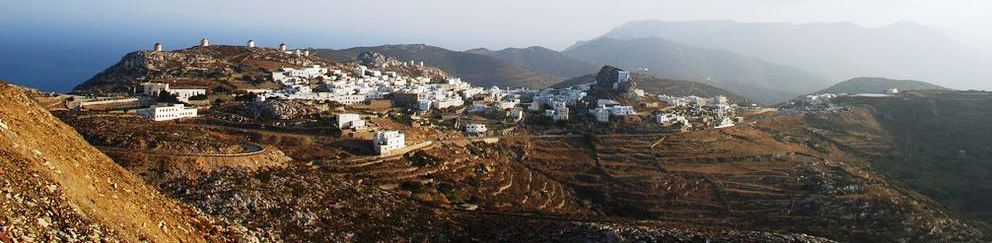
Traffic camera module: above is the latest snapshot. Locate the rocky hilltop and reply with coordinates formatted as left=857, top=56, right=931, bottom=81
left=819, top=77, right=950, bottom=94
left=74, top=45, right=454, bottom=96
left=74, top=45, right=325, bottom=94
left=587, top=65, right=643, bottom=105
left=557, top=66, right=752, bottom=104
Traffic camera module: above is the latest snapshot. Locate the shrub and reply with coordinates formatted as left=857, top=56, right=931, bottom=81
left=188, top=94, right=208, bottom=101
left=400, top=181, right=425, bottom=194
left=156, top=92, right=179, bottom=103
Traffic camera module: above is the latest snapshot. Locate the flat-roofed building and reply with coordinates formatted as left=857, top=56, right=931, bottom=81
left=373, top=130, right=406, bottom=155
left=464, top=123, right=488, bottom=134
left=136, top=104, right=197, bottom=121
left=336, top=113, right=366, bottom=129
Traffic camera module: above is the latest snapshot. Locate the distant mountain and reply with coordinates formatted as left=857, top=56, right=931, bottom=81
left=313, top=44, right=562, bottom=89
left=820, top=77, right=950, bottom=94
left=600, top=20, right=992, bottom=91
left=563, top=37, right=830, bottom=104
left=554, top=71, right=752, bottom=104
left=465, top=46, right=597, bottom=79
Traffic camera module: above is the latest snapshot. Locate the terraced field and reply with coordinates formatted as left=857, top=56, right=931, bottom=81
left=507, top=122, right=987, bottom=242
left=320, top=137, right=589, bottom=215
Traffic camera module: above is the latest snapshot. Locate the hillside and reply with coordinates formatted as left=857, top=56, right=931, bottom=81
left=74, top=45, right=334, bottom=94
left=554, top=72, right=753, bottom=104
left=563, top=37, right=831, bottom=104
left=466, top=46, right=597, bottom=79
left=820, top=77, right=950, bottom=94
left=313, top=44, right=561, bottom=89
left=601, top=20, right=992, bottom=90
left=0, top=82, right=232, bottom=242
left=830, top=90, right=992, bottom=225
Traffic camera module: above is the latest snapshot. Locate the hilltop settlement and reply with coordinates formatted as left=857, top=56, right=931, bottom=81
left=62, top=39, right=753, bottom=155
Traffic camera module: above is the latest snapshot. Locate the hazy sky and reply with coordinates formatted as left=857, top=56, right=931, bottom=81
left=3, top=0, right=991, bottom=51
left=2, top=0, right=991, bottom=91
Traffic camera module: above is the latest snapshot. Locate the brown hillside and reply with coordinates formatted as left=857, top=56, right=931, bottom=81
left=0, top=83, right=224, bottom=242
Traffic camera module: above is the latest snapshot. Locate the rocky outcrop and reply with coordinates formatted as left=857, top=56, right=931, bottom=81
left=590, top=65, right=643, bottom=105
left=237, top=99, right=331, bottom=120
left=73, top=50, right=230, bottom=93
left=356, top=51, right=392, bottom=67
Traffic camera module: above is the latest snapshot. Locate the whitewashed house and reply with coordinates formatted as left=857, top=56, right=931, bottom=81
left=373, top=130, right=406, bottom=155
left=433, top=98, right=464, bottom=110
left=656, top=113, right=679, bottom=124
left=169, top=88, right=207, bottom=102
left=140, top=82, right=170, bottom=96
left=336, top=113, right=366, bottom=129
left=608, top=106, right=636, bottom=116
left=139, top=83, right=206, bottom=102
left=136, top=104, right=197, bottom=121
left=715, top=117, right=735, bottom=129
left=464, top=123, right=488, bottom=134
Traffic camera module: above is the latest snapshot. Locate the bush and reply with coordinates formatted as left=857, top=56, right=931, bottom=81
left=400, top=181, right=425, bottom=194
left=464, top=177, right=481, bottom=187
left=156, top=92, right=179, bottom=103
left=235, top=92, right=258, bottom=102
left=188, top=94, right=208, bottom=101
left=437, top=182, right=465, bottom=203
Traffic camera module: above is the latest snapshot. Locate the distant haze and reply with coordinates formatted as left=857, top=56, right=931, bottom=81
left=2, top=0, right=991, bottom=91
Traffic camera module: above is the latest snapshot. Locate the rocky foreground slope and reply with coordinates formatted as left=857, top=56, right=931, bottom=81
left=0, top=82, right=238, bottom=242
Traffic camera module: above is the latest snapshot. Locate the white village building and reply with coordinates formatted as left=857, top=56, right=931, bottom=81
left=433, top=98, right=464, bottom=110
left=169, top=88, right=207, bottom=102
left=139, top=82, right=206, bottom=102
left=335, top=113, right=366, bottom=129
left=373, top=130, right=406, bottom=155
left=464, top=123, right=488, bottom=134
left=715, top=117, right=736, bottom=129
left=136, top=104, right=197, bottom=121
left=141, top=82, right=171, bottom=96
left=656, top=113, right=679, bottom=124
left=608, top=106, right=636, bottom=116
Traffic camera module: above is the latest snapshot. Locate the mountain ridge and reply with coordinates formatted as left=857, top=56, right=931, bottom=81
left=819, top=77, right=950, bottom=94
left=598, top=19, right=992, bottom=91
left=465, top=46, right=597, bottom=79
left=563, top=37, right=831, bottom=104
left=313, top=44, right=564, bottom=89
